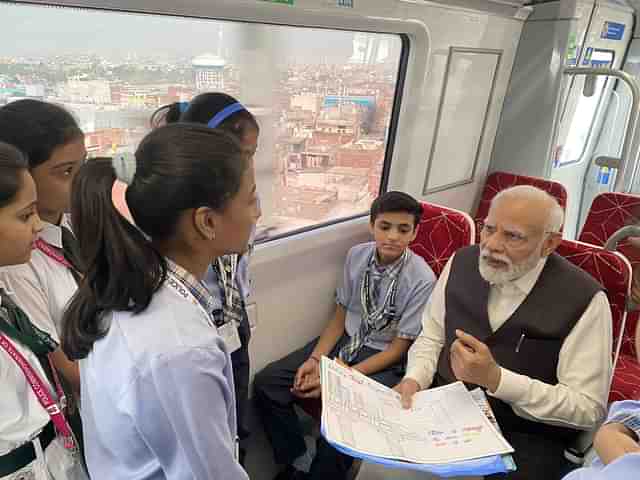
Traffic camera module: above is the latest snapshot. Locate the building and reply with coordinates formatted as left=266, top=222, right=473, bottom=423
left=167, top=85, right=196, bottom=103
left=274, top=185, right=337, bottom=221
left=276, top=135, right=307, bottom=174
left=57, top=80, right=111, bottom=104
left=85, top=128, right=126, bottom=156
left=336, top=138, right=385, bottom=169
left=291, top=93, right=320, bottom=114
left=299, top=145, right=334, bottom=169
left=192, top=53, right=226, bottom=91
left=323, top=95, right=375, bottom=110
left=108, top=84, right=167, bottom=109
left=325, top=166, right=370, bottom=202
left=0, top=82, right=45, bottom=100
left=284, top=108, right=316, bottom=136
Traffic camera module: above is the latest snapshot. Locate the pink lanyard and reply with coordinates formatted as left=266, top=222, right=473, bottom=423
left=34, top=238, right=73, bottom=270
left=0, top=333, right=76, bottom=450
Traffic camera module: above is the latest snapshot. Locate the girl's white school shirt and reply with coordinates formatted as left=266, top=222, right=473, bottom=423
left=0, top=288, right=53, bottom=480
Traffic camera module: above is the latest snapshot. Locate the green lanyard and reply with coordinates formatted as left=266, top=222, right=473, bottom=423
left=0, top=293, right=57, bottom=356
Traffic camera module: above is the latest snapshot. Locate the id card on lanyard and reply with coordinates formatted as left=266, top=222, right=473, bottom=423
left=165, top=272, right=241, bottom=353
left=217, top=321, right=241, bottom=354
left=216, top=257, right=242, bottom=353
left=0, top=334, right=77, bottom=452
left=217, top=256, right=237, bottom=314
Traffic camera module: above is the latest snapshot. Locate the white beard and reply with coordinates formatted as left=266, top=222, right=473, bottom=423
left=478, top=247, right=542, bottom=285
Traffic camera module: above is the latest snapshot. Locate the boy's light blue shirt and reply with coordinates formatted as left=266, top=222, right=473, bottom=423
left=336, top=242, right=436, bottom=351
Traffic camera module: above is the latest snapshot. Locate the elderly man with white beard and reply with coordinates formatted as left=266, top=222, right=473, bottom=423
left=394, top=185, right=612, bottom=480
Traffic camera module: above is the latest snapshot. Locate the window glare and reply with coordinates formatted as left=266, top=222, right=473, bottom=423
left=0, top=3, right=404, bottom=241
left=555, top=49, right=614, bottom=167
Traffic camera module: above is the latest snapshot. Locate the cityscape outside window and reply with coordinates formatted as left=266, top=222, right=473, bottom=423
left=0, top=3, right=404, bottom=241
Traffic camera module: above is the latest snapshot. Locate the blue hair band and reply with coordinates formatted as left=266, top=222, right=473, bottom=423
left=207, top=102, right=246, bottom=129
left=178, top=102, right=190, bottom=114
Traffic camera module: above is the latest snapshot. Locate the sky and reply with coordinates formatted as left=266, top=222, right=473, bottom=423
left=0, top=2, right=399, bottom=62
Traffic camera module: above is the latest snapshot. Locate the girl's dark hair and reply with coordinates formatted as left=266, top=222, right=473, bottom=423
left=151, top=92, right=259, bottom=140
left=0, top=99, right=83, bottom=168
left=62, top=124, right=247, bottom=360
left=0, top=142, right=29, bottom=208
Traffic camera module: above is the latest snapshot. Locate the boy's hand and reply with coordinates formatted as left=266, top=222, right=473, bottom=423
left=292, top=357, right=320, bottom=397
left=291, top=371, right=321, bottom=399
left=335, top=358, right=350, bottom=369
left=292, top=380, right=322, bottom=399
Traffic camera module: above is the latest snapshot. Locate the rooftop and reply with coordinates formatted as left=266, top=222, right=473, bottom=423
left=192, top=53, right=226, bottom=68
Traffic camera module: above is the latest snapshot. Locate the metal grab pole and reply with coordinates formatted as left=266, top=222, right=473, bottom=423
left=563, top=67, right=640, bottom=192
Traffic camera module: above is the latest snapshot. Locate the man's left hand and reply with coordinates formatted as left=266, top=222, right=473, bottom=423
left=450, top=329, right=501, bottom=392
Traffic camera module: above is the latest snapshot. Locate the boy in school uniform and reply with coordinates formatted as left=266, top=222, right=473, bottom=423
left=254, top=191, right=437, bottom=480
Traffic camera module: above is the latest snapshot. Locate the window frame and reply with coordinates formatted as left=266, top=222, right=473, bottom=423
left=8, top=0, right=415, bottom=244
left=422, top=46, right=503, bottom=194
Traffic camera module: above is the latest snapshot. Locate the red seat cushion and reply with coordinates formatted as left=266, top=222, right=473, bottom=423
left=609, top=353, right=640, bottom=402
left=578, top=191, right=640, bottom=248
left=474, top=172, right=567, bottom=243
left=578, top=191, right=640, bottom=366
left=555, top=241, right=638, bottom=402
left=621, top=311, right=639, bottom=360
left=410, top=202, right=475, bottom=277
left=556, top=240, right=630, bottom=351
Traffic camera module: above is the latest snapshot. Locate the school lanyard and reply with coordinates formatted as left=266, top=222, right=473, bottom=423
left=165, top=272, right=216, bottom=329
left=360, top=272, right=398, bottom=319
left=34, top=238, right=73, bottom=270
left=359, top=250, right=406, bottom=328
left=217, top=256, right=237, bottom=311
left=0, top=333, right=76, bottom=451
left=0, top=296, right=58, bottom=355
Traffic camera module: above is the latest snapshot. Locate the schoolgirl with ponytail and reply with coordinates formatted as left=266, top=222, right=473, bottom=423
left=152, top=93, right=260, bottom=463
left=62, top=124, right=260, bottom=479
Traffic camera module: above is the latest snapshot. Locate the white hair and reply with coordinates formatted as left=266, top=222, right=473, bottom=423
left=491, top=185, right=564, bottom=234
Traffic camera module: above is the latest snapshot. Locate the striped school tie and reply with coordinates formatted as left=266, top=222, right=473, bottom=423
left=215, top=255, right=246, bottom=327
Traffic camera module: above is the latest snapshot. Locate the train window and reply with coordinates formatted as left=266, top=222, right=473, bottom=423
left=423, top=48, right=501, bottom=194
left=554, top=49, right=614, bottom=167
left=0, top=2, right=406, bottom=242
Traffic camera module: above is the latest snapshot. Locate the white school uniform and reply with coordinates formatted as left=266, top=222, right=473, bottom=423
left=0, top=290, right=71, bottom=480
left=0, top=300, right=51, bottom=479
left=80, top=270, right=247, bottom=480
